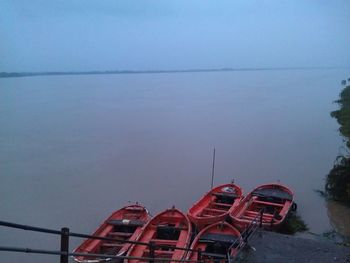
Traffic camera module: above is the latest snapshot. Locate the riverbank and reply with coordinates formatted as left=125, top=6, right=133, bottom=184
left=238, top=230, right=350, bottom=262
left=326, top=80, right=350, bottom=203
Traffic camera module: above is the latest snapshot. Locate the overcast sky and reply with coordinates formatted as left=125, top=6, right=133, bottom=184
left=1, top=0, right=349, bottom=72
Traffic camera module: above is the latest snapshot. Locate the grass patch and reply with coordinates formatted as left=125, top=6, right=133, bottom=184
left=279, top=212, right=308, bottom=234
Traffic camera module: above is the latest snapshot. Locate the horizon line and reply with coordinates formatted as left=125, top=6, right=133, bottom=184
left=1, top=66, right=349, bottom=78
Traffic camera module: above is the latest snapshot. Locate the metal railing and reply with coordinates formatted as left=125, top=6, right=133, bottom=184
left=0, top=210, right=265, bottom=263
left=0, top=220, right=202, bottom=263
left=227, top=208, right=265, bottom=263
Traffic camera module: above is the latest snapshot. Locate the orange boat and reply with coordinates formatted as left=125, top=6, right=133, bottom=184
left=73, top=203, right=150, bottom=263
left=188, top=183, right=243, bottom=229
left=229, top=183, right=295, bottom=230
left=186, top=222, right=242, bottom=263
left=125, top=207, right=192, bottom=263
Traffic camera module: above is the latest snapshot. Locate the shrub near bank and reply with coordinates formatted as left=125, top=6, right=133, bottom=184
left=326, top=81, right=350, bottom=204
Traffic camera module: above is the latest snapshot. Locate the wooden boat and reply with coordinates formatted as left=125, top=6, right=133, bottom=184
left=73, top=203, right=150, bottom=263
left=229, top=183, right=295, bottom=230
left=125, top=207, right=192, bottom=263
left=188, top=183, right=243, bottom=229
left=186, top=222, right=242, bottom=263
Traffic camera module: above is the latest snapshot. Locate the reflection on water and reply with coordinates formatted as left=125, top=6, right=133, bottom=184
left=326, top=200, right=350, bottom=237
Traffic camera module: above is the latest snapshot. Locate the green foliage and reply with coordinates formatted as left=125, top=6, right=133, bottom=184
left=326, top=156, right=350, bottom=203
left=326, top=83, right=350, bottom=204
left=331, top=86, right=350, bottom=140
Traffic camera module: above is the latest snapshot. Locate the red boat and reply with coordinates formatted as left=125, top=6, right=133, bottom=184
left=229, top=183, right=295, bottom=230
left=125, top=207, right=192, bottom=263
left=73, top=203, right=150, bottom=263
left=188, top=183, right=243, bottom=229
left=186, top=222, right=242, bottom=263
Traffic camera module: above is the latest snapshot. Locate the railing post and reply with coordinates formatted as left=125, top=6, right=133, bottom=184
left=60, top=227, right=69, bottom=263
left=149, top=241, right=155, bottom=263
left=244, top=228, right=249, bottom=245
left=259, top=209, right=263, bottom=228
left=197, top=248, right=202, bottom=262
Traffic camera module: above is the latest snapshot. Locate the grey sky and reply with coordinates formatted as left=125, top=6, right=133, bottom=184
left=1, top=0, right=349, bottom=72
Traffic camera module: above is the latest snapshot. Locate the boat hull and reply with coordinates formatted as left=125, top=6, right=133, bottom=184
left=125, top=207, right=192, bottom=263
left=230, top=183, right=294, bottom=231
left=188, top=183, right=243, bottom=230
left=186, top=221, right=242, bottom=263
left=73, top=204, right=150, bottom=263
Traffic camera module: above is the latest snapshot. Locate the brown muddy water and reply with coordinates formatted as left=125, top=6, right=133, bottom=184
left=1, top=69, right=350, bottom=262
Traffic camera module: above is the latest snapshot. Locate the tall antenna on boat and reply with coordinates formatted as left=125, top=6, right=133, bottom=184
left=210, top=148, right=216, bottom=189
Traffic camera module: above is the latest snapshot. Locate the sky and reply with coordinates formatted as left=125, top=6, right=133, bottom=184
left=0, top=0, right=350, bottom=72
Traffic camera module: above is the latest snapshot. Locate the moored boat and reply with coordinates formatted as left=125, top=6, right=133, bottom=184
left=73, top=203, right=150, bottom=263
left=229, top=183, right=295, bottom=230
left=125, top=207, right=192, bottom=263
left=186, top=221, right=242, bottom=263
left=188, top=183, right=243, bottom=229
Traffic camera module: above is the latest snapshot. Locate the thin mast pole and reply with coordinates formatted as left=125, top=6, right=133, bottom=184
left=210, top=148, right=216, bottom=189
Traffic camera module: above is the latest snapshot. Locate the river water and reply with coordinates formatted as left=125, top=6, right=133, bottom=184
left=1, top=69, right=350, bottom=262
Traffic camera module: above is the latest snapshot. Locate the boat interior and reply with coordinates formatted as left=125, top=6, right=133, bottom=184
left=139, top=220, right=189, bottom=260
left=197, top=233, right=238, bottom=261
left=200, top=191, right=239, bottom=217
left=238, top=188, right=292, bottom=222
left=100, top=219, right=145, bottom=255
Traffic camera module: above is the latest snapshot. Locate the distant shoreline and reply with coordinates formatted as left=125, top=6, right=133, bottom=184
left=0, top=66, right=347, bottom=78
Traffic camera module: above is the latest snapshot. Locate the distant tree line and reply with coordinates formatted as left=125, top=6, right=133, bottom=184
left=326, top=79, right=350, bottom=203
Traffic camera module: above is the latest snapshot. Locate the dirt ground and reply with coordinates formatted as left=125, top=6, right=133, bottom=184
left=236, top=230, right=350, bottom=263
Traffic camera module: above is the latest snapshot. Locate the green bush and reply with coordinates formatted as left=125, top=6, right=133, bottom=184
left=326, top=83, right=350, bottom=204
left=326, top=156, right=350, bottom=203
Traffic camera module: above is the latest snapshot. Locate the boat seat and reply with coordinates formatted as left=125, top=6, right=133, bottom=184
left=150, top=239, right=178, bottom=245
left=107, top=232, right=133, bottom=237
left=253, top=200, right=284, bottom=207
left=202, top=252, right=227, bottom=258
left=199, top=233, right=238, bottom=245
left=107, top=219, right=146, bottom=227
left=101, top=243, right=124, bottom=248
left=244, top=210, right=274, bottom=218
left=156, top=225, right=187, bottom=231
left=203, top=207, right=226, bottom=214
left=211, top=202, right=232, bottom=208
